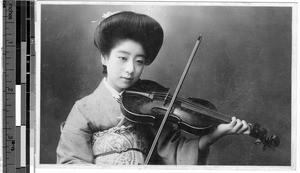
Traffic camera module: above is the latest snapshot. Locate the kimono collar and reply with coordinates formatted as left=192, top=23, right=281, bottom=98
left=103, top=77, right=124, bottom=101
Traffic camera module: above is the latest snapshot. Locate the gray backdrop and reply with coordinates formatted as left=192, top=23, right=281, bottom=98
left=40, top=4, right=291, bottom=165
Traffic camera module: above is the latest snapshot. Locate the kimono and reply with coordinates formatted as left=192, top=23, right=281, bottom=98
left=56, top=78, right=210, bottom=165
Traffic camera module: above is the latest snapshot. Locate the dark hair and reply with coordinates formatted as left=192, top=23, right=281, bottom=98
left=94, top=11, right=164, bottom=68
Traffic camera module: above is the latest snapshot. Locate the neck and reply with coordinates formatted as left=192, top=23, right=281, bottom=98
left=103, top=78, right=123, bottom=98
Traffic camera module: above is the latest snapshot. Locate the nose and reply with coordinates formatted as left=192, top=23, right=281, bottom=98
left=124, top=61, right=134, bottom=74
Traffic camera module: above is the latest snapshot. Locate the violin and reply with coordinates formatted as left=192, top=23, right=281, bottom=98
left=120, top=36, right=280, bottom=164
left=121, top=85, right=280, bottom=149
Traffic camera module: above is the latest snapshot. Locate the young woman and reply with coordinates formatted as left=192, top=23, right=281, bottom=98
left=56, top=11, right=250, bottom=165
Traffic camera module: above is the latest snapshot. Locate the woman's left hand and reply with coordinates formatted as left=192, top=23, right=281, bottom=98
left=198, top=116, right=251, bottom=150
left=215, top=116, right=251, bottom=137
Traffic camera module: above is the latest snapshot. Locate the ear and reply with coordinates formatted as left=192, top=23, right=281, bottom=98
left=101, top=54, right=108, bottom=66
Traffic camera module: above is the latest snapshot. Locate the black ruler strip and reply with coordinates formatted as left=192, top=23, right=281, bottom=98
left=26, top=1, right=34, bottom=172
left=16, top=0, right=20, bottom=85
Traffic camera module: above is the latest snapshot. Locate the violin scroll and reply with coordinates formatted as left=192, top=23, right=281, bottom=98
left=250, top=123, right=280, bottom=150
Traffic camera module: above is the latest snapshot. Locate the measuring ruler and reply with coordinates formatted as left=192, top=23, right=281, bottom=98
left=3, top=0, right=17, bottom=172
left=3, top=0, right=34, bottom=173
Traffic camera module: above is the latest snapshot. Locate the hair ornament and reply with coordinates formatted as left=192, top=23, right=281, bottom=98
left=91, top=11, right=121, bottom=24
left=102, top=11, right=121, bottom=19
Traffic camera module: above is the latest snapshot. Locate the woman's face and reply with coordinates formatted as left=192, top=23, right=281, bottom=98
left=102, top=39, right=146, bottom=92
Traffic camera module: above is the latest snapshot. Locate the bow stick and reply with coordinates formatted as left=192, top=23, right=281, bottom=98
left=144, top=35, right=203, bottom=164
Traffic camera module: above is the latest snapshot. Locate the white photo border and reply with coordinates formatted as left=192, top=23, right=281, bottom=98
left=34, top=1, right=298, bottom=173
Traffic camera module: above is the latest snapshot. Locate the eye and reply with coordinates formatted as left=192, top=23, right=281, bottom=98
left=136, top=59, right=145, bottom=65
left=135, top=56, right=145, bottom=65
left=119, top=57, right=127, bottom=61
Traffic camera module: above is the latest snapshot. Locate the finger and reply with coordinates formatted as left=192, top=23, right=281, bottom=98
left=231, top=118, right=243, bottom=134
left=242, top=120, right=251, bottom=135
left=230, top=116, right=237, bottom=128
left=236, top=120, right=249, bottom=134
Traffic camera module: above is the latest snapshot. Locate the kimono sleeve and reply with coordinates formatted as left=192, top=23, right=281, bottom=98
left=56, top=101, right=94, bottom=164
left=156, top=126, right=210, bottom=165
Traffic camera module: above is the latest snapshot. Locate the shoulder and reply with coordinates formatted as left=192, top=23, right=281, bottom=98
left=65, top=80, right=120, bottom=132
left=72, top=80, right=115, bottom=117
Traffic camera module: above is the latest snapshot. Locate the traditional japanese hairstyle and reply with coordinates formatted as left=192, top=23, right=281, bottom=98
left=94, top=11, right=164, bottom=67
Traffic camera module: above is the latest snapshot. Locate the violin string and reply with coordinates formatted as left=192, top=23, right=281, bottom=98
left=153, top=92, right=204, bottom=107
left=153, top=92, right=216, bottom=111
left=153, top=92, right=205, bottom=108
left=152, top=91, right=232, bottom=122
left=155, top=93, right=227, bottom=119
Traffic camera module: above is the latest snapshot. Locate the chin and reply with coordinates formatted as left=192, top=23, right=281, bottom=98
left=118, top=83, right=132, bottom=90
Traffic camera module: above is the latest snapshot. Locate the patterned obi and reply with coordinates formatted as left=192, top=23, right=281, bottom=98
left=92, top=125, right=150, bottom=165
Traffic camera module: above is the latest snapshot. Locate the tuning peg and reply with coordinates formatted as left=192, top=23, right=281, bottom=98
left=269, top=135, right=280, bottom=148
left=255, top=139, right=262, bottom=146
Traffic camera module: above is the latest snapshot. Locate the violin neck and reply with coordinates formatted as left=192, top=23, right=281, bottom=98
left=181, top=102, right=232, bottom=123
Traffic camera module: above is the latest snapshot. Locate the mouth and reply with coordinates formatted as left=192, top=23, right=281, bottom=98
left=121, top=77, right=133, bottom=82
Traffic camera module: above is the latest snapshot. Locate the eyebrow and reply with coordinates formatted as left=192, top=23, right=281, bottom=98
left=117, top=50, right=146, bottom=58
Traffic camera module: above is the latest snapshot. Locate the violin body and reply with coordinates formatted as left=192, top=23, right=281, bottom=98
left=121, top=90, right=220, bottom=135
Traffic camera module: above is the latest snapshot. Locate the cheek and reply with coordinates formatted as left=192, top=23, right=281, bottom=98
left=135, top=65, right=144, bottom=75
left=107, top=61, right=122, bottom=73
